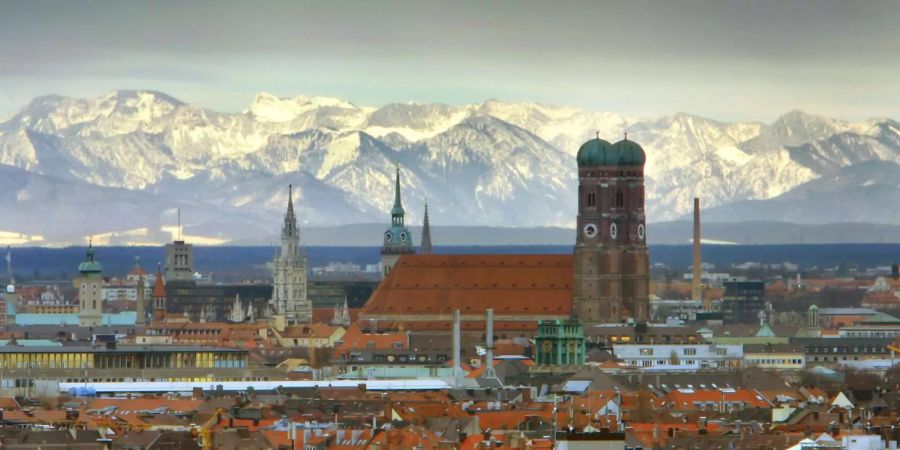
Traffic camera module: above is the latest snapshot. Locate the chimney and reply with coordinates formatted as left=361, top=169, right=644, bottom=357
left=693, top=197, right=706, bottom=309
left=484, top=308, right=496, bottom=379
left=453, top=309, right=462, bottom=387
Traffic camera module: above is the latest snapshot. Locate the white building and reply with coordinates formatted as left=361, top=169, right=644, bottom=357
left=270, top=185, right=312, bottom=324
left=613, top=343, right=743, bottom=371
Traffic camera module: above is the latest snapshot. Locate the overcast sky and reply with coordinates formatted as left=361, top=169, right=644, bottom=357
left=2, top=0, right=898, bottom=121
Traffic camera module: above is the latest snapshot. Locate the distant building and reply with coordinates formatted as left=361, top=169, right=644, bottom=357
left=380, top=167, right=415, bottom=278
left=534, top=319, right=586, bottom=368
left=164, top=240, right=194, bottom=283
left=420, top=201, right=433, bottom=254
left=270, top=185, right=312, bottom=324
left=721, top=280, right=765, bottom=324
left=76, top=243, right=104, bottom=327
left=743, top=344, right=806, bottom=371
left=613, top=343, right=743, bottom=371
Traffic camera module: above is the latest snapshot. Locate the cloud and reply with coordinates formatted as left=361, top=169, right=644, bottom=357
left=0, top=1, right=898, bottom=121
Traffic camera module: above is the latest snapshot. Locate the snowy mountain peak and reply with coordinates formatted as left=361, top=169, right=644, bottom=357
left=1, top=89, right=899, bottom=243
left=246, top=92, right=360, bottom=122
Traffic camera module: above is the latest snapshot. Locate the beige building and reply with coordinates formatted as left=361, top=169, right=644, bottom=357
left=274, top=323, right=346, bottom=348
left=76, top=244, right=104, bottom=327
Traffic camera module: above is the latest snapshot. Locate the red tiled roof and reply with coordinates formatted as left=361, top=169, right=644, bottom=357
left=280, top=323, right=342, bottom=339
left=663, top=388, right=771, bottom=409
left=335, top=324, right=407, bottom=353
left=361, top=254, right=573, bottom=318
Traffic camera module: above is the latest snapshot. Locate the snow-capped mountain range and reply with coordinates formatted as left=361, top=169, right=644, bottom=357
left=1, top=90, right=898, bottom=245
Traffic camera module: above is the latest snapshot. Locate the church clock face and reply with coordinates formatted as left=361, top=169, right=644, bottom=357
left=583, top=223, right=598, bottom=239
left=609, top=223, right=618, bottom=240
left=384, top=231, right=393, bottom=242
left=400, top=232, right=408, bottom=242
left=637, top=224, right=645, bottom=240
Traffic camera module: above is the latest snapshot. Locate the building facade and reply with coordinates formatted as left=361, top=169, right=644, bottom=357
left=535, top=319, right=586, bottom=367
left=270, top=185, right=312, bottom=324
left=76, top=244, right=104, bottom=327
left=380, top=167, right=415, bottom=278
left=722, top=280, right=765, bottom=324
left=164, top=240, right=194, bottom=283
left=572, top=136, right=650, bottom=324
left=613, top=343, right=743, bottom=371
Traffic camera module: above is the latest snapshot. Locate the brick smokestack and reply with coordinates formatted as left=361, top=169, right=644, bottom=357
left=693, top=197, right=705, bottom=309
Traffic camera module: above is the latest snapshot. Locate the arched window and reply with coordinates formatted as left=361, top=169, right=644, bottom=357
left=616, top=189, right=624, bottom=207
left=587, top=192, right=596, bottom=207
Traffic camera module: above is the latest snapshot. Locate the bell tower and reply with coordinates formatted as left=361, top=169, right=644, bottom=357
left=572, top=134, right=649, bottom=323
left=380, top=167, right=415, bottom=278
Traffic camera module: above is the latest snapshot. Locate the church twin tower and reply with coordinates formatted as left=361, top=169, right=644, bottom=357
left=572, top=135, right=650, bottom=323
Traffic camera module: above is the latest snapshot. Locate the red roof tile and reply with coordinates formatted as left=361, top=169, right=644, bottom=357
left=361, top=254, right=573, bottom=319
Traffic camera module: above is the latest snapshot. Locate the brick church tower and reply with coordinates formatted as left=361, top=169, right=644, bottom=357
left=572, top=135, right=650, bottom=323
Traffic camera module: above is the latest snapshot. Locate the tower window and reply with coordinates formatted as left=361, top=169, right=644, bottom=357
left=587, top=192, right=596, bottom=207
left=616, top=189, right=624, bottom=208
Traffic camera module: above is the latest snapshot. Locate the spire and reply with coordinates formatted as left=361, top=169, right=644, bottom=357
left=393, top=166, right=403, bottom=210
left=287, top=184, right=295, bottom=217
left=420, top=202, right=433, bottom=254
left=390, top=166, right=405, bottom=225
left=152, top=263, right=166, bottom=298
left=282, top=184, right=299, bottom=242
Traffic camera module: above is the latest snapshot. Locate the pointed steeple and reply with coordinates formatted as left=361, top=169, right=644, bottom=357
left=420, top=202, right=433, bottom=254
left=282, top=184, right=299, bottom=244
left=287, top=184, right=295, bottom=218
left=391, top=166, right=405, bottom=225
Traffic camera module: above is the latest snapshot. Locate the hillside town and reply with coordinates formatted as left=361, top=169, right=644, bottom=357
left=1, top=136, right=900, bottom=450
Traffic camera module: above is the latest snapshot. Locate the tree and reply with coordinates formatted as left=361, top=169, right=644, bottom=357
left=669, top=350, right=680, bottom=366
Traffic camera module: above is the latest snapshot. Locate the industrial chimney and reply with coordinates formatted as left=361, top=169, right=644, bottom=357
left=693, top=198, right=706, bottom=309
left=484, top=308, right=496, bottom=380
left=452, top=309, right=462, bottom=387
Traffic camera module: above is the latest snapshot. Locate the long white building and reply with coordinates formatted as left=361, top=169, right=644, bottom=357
left=613, top=343, right=743, bottom=371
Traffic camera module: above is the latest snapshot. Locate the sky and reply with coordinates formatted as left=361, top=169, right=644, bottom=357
left=1, top=0, right=899, bottom=122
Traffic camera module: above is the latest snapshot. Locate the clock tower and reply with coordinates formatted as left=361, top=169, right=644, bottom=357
left=573, top=135, right=650, bottom=323
left=380, top=167, right=415, bottom=278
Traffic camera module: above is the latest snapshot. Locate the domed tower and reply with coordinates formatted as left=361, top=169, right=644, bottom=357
left=76, top=242, right=104, bottom=327
left=573, top=134, right=649, bottom=323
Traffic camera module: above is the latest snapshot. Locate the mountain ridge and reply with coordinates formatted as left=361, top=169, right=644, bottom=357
left=1, top=90, right=898, bottom=245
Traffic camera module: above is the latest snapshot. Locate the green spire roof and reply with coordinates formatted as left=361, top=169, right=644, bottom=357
left=391, top=167, right=405, bottom=217
left=78, top=241, right=103, bottom=274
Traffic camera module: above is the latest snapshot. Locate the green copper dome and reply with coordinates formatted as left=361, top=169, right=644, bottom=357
left=577, top=136, right=646, bottom=167
left=78, top=245, right=103, bottom=274
left=576, top=138, right=614, bottom=166
left=612, top=138, right=646, bottom=166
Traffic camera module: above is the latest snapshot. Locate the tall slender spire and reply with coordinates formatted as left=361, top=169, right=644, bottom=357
left=287, top=184, right=295, bottom=217
left=420, top=202, right=433, bottom=254
left=391, top=166, right=405, bottom=226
